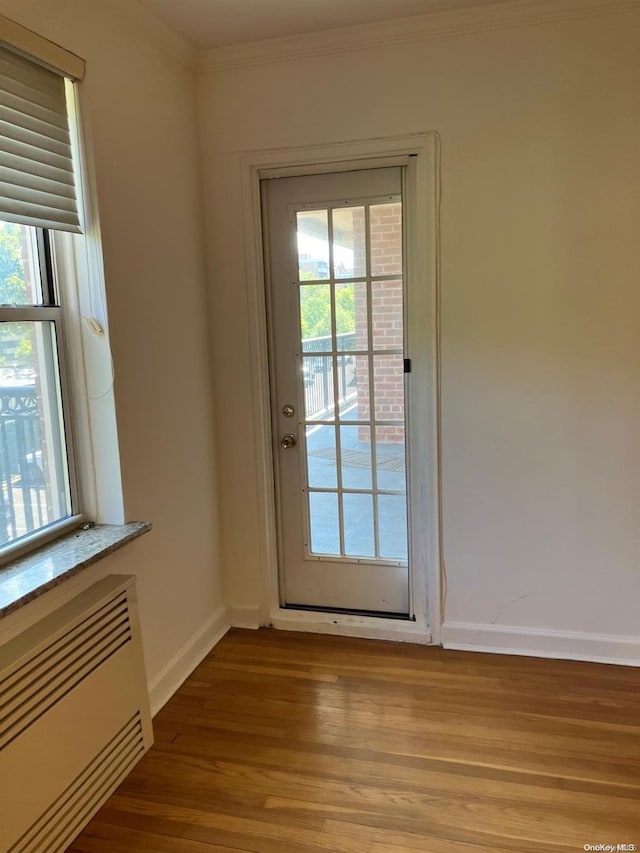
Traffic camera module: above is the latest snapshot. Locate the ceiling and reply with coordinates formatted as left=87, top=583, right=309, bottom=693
left=136, top=0, right=514, bottom=50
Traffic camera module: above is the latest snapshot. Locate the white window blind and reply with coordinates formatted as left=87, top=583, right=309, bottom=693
left=0, top=45, right=81, bottom=232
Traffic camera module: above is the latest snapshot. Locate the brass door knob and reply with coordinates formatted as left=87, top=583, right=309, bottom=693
left=280, top=433, right=297, bottom=450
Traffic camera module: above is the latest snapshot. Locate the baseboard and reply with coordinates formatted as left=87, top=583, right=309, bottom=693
left=148, top=604, right=230, bottom=715
left=441, top=621, right=640, bottom=666
left=228, top=604, right=262, bottom=629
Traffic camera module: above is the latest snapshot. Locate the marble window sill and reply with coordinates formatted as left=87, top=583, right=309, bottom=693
left=0, top=521, right=151, bottom=618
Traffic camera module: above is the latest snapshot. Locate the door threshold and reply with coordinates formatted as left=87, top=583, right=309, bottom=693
left=269, top=606, right=432, bottom=644
left=284, top=603, right=412, bottom=621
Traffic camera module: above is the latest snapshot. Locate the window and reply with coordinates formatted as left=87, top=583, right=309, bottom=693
left=0, top=222, right=77, bottom=550
left=0, top=28, right=121, bottom=562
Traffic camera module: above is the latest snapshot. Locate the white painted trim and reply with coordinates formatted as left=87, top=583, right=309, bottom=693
left=240, top=161, right=282, bottom=626
left=198, top=0, right=640, bottom=73
left=54, top=81, right=125, bottom=526
left=270, top=607, right=432, bottom=644
left=442, top=622, right=640, bottom=666
left=228, top=604, right=262, bottom=630
left=239, top=132, right=441, bottom=641
left=148, top=605, right=230, bottom=716
left=404, top=143, right=443, bottom=643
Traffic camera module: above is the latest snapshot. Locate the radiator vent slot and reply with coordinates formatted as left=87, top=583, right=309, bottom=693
left=0, top=591, right=132, bottom=749
left=9, top=712, right=145, bottom=853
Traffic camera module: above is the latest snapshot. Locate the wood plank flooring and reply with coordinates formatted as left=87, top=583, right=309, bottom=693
left=69, top=628, right=640, bottom=852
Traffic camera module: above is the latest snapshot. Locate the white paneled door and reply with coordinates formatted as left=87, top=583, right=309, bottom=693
left=263, top=167, right=412, bottom=615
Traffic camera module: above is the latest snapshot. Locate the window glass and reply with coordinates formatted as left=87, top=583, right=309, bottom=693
left=0, top=221, right=73, bottom=552
left=0, top=222, right=44, bottom=305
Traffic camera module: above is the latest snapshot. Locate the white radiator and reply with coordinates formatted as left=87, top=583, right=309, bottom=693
left=0, top=574, right=153, bottom=852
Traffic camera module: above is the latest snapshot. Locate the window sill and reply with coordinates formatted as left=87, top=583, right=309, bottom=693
left=0, top=521, right=151, bottom=618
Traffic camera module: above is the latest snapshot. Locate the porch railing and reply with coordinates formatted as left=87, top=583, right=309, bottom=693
left=303, top=332, right=356, bottom=418
left=0, top=384, right=46, bottom=545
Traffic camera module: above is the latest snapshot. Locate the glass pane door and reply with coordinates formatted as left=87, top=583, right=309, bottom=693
left=264, top=165, right=409, bottom=615
left=297, top=200, right=408, bottom=566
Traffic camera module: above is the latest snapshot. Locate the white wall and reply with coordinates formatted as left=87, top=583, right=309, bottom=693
left=199, top=8, right=640, bottom=659
left=0, top=0, right=226, bottom=707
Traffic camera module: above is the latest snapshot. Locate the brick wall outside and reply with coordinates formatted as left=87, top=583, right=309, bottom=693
left=351, top=202, right=404, bottom=444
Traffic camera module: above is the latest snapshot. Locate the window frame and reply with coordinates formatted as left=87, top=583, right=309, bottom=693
left=0, top=223, right=84, bottom=563
left=0, top=20, right=125, bottom=568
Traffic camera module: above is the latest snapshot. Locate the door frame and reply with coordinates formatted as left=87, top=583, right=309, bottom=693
left=240, top=132, right=442, bottom=643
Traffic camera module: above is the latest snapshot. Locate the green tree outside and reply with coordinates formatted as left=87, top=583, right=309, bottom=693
left=300, top=283, right=355, bottom=340
left=0, top=222, right=32, bottom=367
left=0, top=222, right=27, bottom=304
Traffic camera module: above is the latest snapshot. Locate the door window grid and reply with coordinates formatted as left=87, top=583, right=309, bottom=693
left=296, top=199, right=408, bottom=564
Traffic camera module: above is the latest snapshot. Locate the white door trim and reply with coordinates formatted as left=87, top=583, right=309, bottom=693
left=239, top=132, right=442, bottom=643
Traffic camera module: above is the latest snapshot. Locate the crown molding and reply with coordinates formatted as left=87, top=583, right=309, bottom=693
left=197, top=0, right=640, bottom=74
left=128, top=0, right=197, bottom=71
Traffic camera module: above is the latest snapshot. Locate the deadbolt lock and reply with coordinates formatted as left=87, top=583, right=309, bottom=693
left=280, top=433, right=297, bottom=450
left=282, top=404, right=295, bottom=418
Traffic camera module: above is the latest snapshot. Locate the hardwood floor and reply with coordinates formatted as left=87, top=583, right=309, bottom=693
left=69, top=628, right=640, bottom=852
